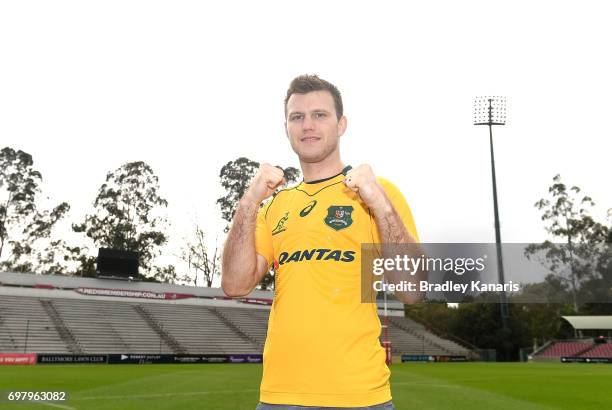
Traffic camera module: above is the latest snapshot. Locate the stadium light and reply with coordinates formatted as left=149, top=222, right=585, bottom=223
left=473, top=96, right=509, bottom=331
left=473, top=96, right=507, bottom=126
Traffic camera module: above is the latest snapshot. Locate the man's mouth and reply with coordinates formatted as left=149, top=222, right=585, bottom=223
left=301, top=136, right=321, bottom=143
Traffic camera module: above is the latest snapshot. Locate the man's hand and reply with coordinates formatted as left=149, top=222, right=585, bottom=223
left=243, top=163, right=286, bottom=205
left=344, top=164, right=390, bottom=213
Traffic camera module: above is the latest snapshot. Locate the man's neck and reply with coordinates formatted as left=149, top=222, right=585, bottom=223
left=300, top=159, right=345, bottom=183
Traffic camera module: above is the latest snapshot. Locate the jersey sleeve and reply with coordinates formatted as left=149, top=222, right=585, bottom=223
left=375, top=177, right=420, bottom=242
left=255, top=200, right=274, bottom=267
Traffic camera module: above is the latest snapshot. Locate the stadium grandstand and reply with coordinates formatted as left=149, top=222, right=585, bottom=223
left=531, top=316, right=612, bottom=362
left=0, top=271, right=475, bottom=359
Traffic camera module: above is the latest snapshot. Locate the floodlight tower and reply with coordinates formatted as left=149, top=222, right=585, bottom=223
left=473, top=97, right=509, bottom=330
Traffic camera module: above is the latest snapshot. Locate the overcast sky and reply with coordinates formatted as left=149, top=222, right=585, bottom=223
left=1, top=1, right=610, bottom=277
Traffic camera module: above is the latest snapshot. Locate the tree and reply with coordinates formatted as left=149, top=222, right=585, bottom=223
left=180, top=224, right=219, bottom=287
left=217, top=157, right=261, bottom=233
left=0, top=147, right=41, bottom=261
left=73, top=161, right=168, bottom=276
left=0, top=147, right=70, bottom=272
left=525, top=174, right=610, bottom=312
left=153, top=264, right=178, bottom=284
left=217, top=157, right=301, bottom=233
left=217, top=157, right=301, bottom=290
left=60, top=243, right=97, bottom=277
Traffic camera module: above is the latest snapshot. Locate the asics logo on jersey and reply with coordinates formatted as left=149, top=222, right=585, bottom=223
left=278, top=249, right=356, bottom=265
left=299, top=200, right=317, bottom=217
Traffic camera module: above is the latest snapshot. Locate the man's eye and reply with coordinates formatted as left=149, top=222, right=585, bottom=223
left=290, top=115, right=303, bottom=121
left=315, top=112, right=326, bottom=118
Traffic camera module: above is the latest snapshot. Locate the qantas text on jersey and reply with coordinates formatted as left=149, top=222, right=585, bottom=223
left=277, top=249, right=356, bottom=265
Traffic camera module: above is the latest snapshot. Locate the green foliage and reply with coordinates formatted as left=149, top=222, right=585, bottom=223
left=0, top=147, right=70, bottom=273
left=525, top=174, right=611, bottom=312
left=217, top=157, right=301, bottom=233
left=217, top=157, right=260, bottom=232
left=406, top=302, right=565, bottom=361
left=153, top=264, right=178, bottom=284
left=217, top=157, right=301, bottom=290
left=0, top=147, right=42, bottom=261
left=407, top=176, right=610, bottom=360
left=61, top=243, right=97, bottom=277
left=73, top=161, right=168, bottom=276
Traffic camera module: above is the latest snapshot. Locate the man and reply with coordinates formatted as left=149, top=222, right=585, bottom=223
left=222, top=75, right=421, bottom=409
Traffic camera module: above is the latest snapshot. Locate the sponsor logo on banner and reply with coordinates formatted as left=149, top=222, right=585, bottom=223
left=240, top=298, right=273, bottom=306
left=36, top=354, right=107, bottom=364
left=106, top=354, right=262, bottom=364
left=74, top=287, right=195, bottom=300
left=108, top=354, right=165, bottom=364
left=228, top=355, right=263, bottom=363
left=35, top=354, right=263, bottom=365
left=561, top=356, right=611, bottom=364
left=0, top=353, right=36, bottom=365
left=172, top=355, right=228, bottom=364
left=202, top=357, right=227, bottom=363
left=401, top=354, right=467, bottom=363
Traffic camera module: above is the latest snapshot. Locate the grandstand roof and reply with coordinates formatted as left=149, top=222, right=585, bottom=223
left=562, top=316, right=612, bottom=330
left=0, top=271, right=270, bottom=299
left=0, top=271, right=406, bottom=311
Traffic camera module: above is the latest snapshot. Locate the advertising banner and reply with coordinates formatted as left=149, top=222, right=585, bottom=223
left=34, top=353, right=263, bottom=365
left=37, top=354, right=108, bottom=364
left=74, top=287, right=195, bottom=300
left=561, top=357, right=611, bottom=364
left=401, top=354, right=467, bottom=362
left=107, top=354, right=263, bottom=364
left=0, top=353, right=37, bottom=365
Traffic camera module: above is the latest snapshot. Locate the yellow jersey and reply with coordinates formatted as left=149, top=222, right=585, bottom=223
left=255, top=166, right=419, bottom=407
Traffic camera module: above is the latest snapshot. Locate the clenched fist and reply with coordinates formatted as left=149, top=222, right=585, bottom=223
left=344, top=164, right=388, bottom=211
left=243, top=163, right=286, bottom=205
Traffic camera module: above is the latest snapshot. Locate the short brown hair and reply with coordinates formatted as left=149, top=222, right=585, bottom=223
left=284, top=74, right=343, bottom=120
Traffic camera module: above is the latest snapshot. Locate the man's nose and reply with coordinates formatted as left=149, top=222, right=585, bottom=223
left=302, top=114, right=315, bottom=130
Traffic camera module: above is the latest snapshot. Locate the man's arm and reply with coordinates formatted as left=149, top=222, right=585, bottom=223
left=221, top=198, right=270, bottom=297
left=221, top=164, right=284, bottom=297
left=345, top=165, right=426, bottom=304
left=369, top=191, right=426, bottom=304
left=370, top=197, right=416, bottom=244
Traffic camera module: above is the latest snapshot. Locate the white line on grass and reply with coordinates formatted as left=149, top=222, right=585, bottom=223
left=392, top=382, right=460, bottom=388
left=33, top=401, right=76, bottom=410
left=73, top=389, right=259, bottom=401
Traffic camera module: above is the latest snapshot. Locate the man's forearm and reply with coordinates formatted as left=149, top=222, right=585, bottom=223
left=371, top=198, right=416, bottom=244
left=221, top=198, right=260, bottom=296
left=371, top=195, right=425, bottom=304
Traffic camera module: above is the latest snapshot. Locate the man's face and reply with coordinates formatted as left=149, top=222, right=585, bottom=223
left=285, top=90, right=347, bottom=164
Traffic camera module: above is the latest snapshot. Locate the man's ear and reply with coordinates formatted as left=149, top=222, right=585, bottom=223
left=338, top=115, right=347, bottom=136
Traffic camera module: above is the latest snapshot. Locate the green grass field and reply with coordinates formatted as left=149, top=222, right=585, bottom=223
left=1, top=362, right=611, bottom=409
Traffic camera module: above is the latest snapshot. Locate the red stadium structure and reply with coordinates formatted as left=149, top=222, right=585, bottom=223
left=531, top=316, right=612, bottom=362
